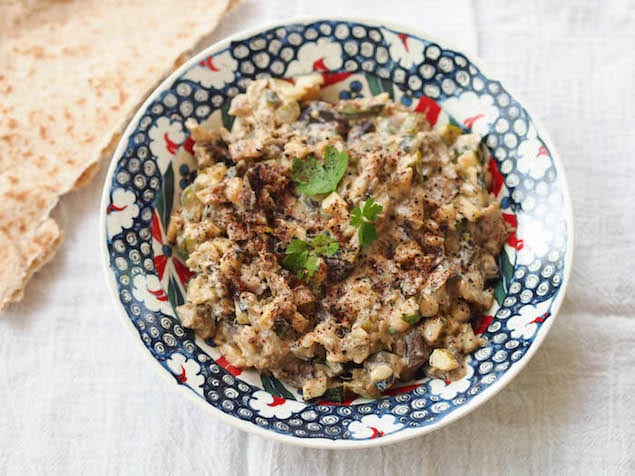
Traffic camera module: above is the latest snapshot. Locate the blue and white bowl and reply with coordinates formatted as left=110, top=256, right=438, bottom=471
left=100, top=18, right=573, bottom=448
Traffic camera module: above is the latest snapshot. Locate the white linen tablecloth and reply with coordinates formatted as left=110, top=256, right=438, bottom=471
left=1, top=1, right=633, bottom=474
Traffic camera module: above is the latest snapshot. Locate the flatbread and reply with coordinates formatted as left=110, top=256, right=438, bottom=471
left=0, top=0, right=238, bottom=312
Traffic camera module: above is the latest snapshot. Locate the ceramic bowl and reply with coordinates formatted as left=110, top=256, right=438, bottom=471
left=100, top=17, right=573, bottom=448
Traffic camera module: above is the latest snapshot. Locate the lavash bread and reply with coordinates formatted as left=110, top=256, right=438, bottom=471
left=0, top=0, right=237, bottom=312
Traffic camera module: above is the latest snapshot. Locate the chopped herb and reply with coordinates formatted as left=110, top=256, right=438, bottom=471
left=401, top=312, right=422, bottom=325
left=315, top=385, right=354, bottom=403
left=292, top=146, right=349, bottom=196
left=441, top=124, right=463, bottom=146
left=282, top=234, right=340, bottom=282
left=265, top=89, right=280, bottom=104
left=272, top=316, right=290, bottom=337
left=338, top=103, right=385, bottom=118
left=175, top=235, right=193, bottom=261
left=350, top=197, right=383, bottom=248
left=400, top=113, right=421, bottom=136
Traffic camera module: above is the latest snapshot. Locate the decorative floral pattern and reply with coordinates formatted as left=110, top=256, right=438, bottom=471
left=166, top=353, right=205, bottom=395
left=507, top=299, right=552, bottom=340
left=348, top=415, right=404, bottom=439
left=131, top=274, right=173, bottom=315
left=148, top=117, right=187, bottom=174
left=182, top=51, right=238, bottom=89
left=101, top=20, right=571, bottom=445
left=151, top=210, right=192, bottom=290
left=442, top=91, right=500, bottom=136
left=249, top=391, right=305, bottom=419
left=382, top=30, right=426, bottom=69
left=287, top=38, right=343, bottom=75
left=106, top=188, right=140, bottom=239
left=515, top=123, right=552, bottom=180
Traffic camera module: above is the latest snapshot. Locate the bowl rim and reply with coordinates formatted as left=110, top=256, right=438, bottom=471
left=99, top=15, right=574, bottom=449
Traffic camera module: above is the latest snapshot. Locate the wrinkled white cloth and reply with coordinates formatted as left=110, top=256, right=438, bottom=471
left=1, top=1, right=633, bottom=474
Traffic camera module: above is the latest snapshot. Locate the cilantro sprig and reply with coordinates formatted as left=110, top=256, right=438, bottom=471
left=292, top=146, right=349, bottom=196
left=282, top=234, right=340, bottom=282
left=350, top=197, right=383, bottom=248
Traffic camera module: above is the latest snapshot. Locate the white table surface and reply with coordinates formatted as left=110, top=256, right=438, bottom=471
left=1, top=1, right=634, bottom=474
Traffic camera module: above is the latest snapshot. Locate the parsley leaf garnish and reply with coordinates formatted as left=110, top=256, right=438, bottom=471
left=282, top=234, right=340, bottom=282
left=350, top=197, right=383, bottom=248
left=292, top=146, right=349, bottom=196
left=281, top=239, right=310, bottom=275
left=310, top=233, right=340, bottom=256
left=303, top=253, right=319, bottom=279
left=358, top=221, right=378, bottom=248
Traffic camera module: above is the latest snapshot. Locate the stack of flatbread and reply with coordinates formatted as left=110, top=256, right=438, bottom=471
left=0, top=0, right=239, bottom=313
